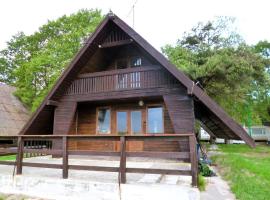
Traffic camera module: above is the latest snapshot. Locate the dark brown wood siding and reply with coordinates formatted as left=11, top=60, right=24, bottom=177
left=65, top=99, right=192, bottom=152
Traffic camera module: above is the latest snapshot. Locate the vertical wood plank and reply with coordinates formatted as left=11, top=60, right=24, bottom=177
left=120, top=136, right=126, bottom=184
left=189, top=135, right=198, bottom=187
left=62, top=136, right=68, bottom=179
left=16, top=136, right=23, bottom=175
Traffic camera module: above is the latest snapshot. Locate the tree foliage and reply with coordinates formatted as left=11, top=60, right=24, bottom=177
left=0, top=9, right=103, bottom=111
left=162, top=17, right=270, bottom=124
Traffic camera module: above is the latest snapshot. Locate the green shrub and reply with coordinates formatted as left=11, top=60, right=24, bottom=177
left=199, top=161, right=213, bottom=176
left=198, top=174, right=206, bottom=191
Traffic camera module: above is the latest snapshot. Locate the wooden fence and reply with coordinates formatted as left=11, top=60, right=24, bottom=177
left=0, top=134, right=198, bottom=186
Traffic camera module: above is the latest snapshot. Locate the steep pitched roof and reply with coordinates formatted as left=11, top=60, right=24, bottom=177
left=20, top=13, right=255, bottom=147
left=0, top=83, right=29, bottom=136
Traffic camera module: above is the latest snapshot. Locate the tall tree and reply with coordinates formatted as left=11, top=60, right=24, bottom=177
left=0, top=9, right=103, bottom=111
left=162, top=17, right=270, bottom=124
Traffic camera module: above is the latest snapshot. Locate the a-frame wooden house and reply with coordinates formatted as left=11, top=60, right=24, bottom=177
left=17, top=13, right=255, bottom=186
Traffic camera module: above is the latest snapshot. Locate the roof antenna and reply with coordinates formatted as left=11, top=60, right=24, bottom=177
left=108, top=9, right=114, bottom=17
left=126, top=0, right=138, bottom=28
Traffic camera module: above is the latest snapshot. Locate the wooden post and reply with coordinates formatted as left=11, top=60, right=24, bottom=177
left=16, top=136, right=24, bottom=175
left=210, top=136, right=216, bottom=144
left=120, top=136, right=126, bottom=184
left=189, top=135, right=198, bottom=187
left=62, top=136, right=68, bottom=179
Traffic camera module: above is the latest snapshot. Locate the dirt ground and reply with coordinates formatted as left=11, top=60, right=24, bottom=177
left=0, top=193, right=47, bottom=200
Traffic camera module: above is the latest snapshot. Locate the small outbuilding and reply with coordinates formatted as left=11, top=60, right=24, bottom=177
left=0, top=83, right=29, bottom=136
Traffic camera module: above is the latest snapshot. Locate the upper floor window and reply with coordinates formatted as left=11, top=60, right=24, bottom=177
left=131, top=57, right=142, bottom=67
left=115, top=57, right=143, bottom=69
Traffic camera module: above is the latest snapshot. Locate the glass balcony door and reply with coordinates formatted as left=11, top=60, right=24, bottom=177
left=116, top=110, right=142, bottom=135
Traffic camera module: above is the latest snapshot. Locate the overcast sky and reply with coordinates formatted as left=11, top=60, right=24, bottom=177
left=0, top=0, right=270, bottom=51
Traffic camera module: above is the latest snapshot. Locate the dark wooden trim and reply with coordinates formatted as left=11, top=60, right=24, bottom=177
left=68, top=150, right=120, bottom=156
left=69, top=165, right=119, bottom=172
left=46, top=100, right=59, bottom=106
left=77, top=65, right=160, bottom=79
left=189, top=135, right=198, bottom=187
left=23, top=162, right=62, bottom=169
left=99, top=39, right=133, bottom=48
left=0, top=161, right=16, bottom=165
left=126, top=168, right=191, bottom=175
left=0, top=148, right=18, bottom=154
left=126, top=151, right=190, bottom=159
left=119, top=136, right=126, bottom=183
left=16, top=137, right=23, bottom=175
left=62, top=136, right=68, bottom=179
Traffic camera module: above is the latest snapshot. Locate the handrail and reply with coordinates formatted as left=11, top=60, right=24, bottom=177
left=0, top=134, right=193, bottom=139
left=0, top=133, right=198, bottom=187
left=77, top=65, right=161, bottom=79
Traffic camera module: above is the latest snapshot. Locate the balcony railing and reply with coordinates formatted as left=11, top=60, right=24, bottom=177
left=64, top=66, right=178, bottom=95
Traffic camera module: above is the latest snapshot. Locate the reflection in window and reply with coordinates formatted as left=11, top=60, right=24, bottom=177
left=131, top=111, right=142, bottom=134
left=117, top=111, right=127, bottom=135
left=97, top=108, right=110, bottom=134
left=147, top=107, right=163, bottom=133
left=131, top=57, right=142, bottom=67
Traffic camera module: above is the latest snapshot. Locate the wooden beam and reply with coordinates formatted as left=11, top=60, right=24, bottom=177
left=189, top=135, right=198, bottom=187
left=0, top=161, right=16, bottom=165
left=62, top=136, right=68, bottom=179
left=99, top=39, right=133, bottom=48
left=16, top=136, right=23, bottom=175
left=68, top=150, right=120, bottom=156
left=119, top=136, right=126, bottom=184
left=126, top=151, right=190, bottom=159
left=126, top=168, right=191, bottom=176
left=23, top=162, right=62, bottom=169
left=68, top=165, right=119, bottom=172
left=46, top=100, right=59, bottom=107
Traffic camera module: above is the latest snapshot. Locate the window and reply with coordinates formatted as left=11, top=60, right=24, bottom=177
left=97, top=108, right=111, bottom=134
left=131, top=57, right=142, bottom=67
left=131, top=111, right=142, bottom=134
left=147, top=106, right=163, bottom=133
left=117, top=111, right=128, bottom=135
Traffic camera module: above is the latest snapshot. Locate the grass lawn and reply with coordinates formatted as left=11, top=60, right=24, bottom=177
left=211, top=144, right=270, bottom=200
left=0, top=154, right=16, bottom=161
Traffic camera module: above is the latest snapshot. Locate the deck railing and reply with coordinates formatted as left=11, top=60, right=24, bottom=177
left=64, top=66, right=178, bottom=95
left=0, top=134, right=198, bottom=186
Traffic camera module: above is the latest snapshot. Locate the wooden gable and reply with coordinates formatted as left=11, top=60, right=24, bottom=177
left=19, top=13, right=255, bottom=147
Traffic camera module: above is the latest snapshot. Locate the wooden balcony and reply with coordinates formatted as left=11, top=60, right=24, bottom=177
left=64, top=66, right=178, bottom=95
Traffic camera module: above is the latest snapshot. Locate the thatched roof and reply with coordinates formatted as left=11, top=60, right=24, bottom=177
left=0, top=83, right=29, bottom=136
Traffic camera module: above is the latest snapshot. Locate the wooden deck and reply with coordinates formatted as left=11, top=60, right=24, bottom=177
left=0, top=134, right=198, bottom=186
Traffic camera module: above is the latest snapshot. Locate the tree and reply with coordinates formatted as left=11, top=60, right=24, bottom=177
left=162, top=17, right=270, bottom=124
left=0, top=9, right=103, bottom=111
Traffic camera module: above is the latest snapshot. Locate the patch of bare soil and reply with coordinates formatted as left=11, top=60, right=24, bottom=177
left=0, top=193, right=48, bottom=200
left=242, top=152, right=270, bottom=158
